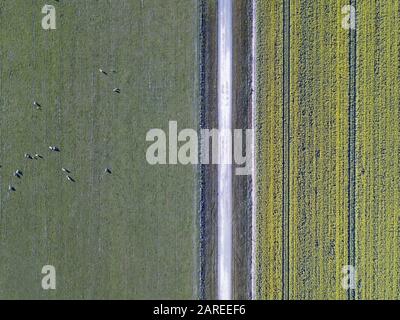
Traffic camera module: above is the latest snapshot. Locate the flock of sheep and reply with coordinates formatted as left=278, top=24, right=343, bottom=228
left=2, top=68, right=118, bottom=193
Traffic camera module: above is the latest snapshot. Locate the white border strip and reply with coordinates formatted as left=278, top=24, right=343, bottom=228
left=217, top=0, right=233, bottom=300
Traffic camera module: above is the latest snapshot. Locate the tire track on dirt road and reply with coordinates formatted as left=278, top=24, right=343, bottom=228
left=348, top=0, right=356, bottom=301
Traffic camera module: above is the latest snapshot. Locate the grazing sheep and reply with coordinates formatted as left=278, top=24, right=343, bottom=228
left=34, top=153, right=43, bottom=159
left=25, top=153, right=33, bottom=159
left=113, top=88, right=121, bottom=94
left=105, top=168, right=112, bottom=174
left=49, top=146, right=60, bottom=152
left=66, top=176, right=75, bottom=182
left=99, top=68, right=107, bottom=75
left=62, top=167, right=70, bottom=173
left=33, top=101, right=41, bottom=109
left=9, top=185, right=16, bottom=192
left=14, top=170, right=23, bottom=179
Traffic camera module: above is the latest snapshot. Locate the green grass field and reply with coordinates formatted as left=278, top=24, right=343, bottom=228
left=0, top=0, right=199, bottom=299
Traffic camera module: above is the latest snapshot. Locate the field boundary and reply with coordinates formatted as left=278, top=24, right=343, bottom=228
left=282, top=0, right=290, bottom=300
left=198, top=0, right=218, bottom=300
left=250, top=0, right=257, bottom=300
left=348, top=0, right=357, bottom=301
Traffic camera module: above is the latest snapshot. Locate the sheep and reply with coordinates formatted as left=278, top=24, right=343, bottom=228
left=49, top=146, right=60, bottom=152
left=14, top=170, right=23, bottom=179
left=33, top=101, right=41, bottom=109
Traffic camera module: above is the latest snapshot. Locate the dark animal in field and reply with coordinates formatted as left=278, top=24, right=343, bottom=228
left=14, top=170, right=23, bottom=178
left=33, top=101, right=41, bottom=109
left=9, top=185, right=16, bottom=192
left=49, top=146, right=60, bottom=152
